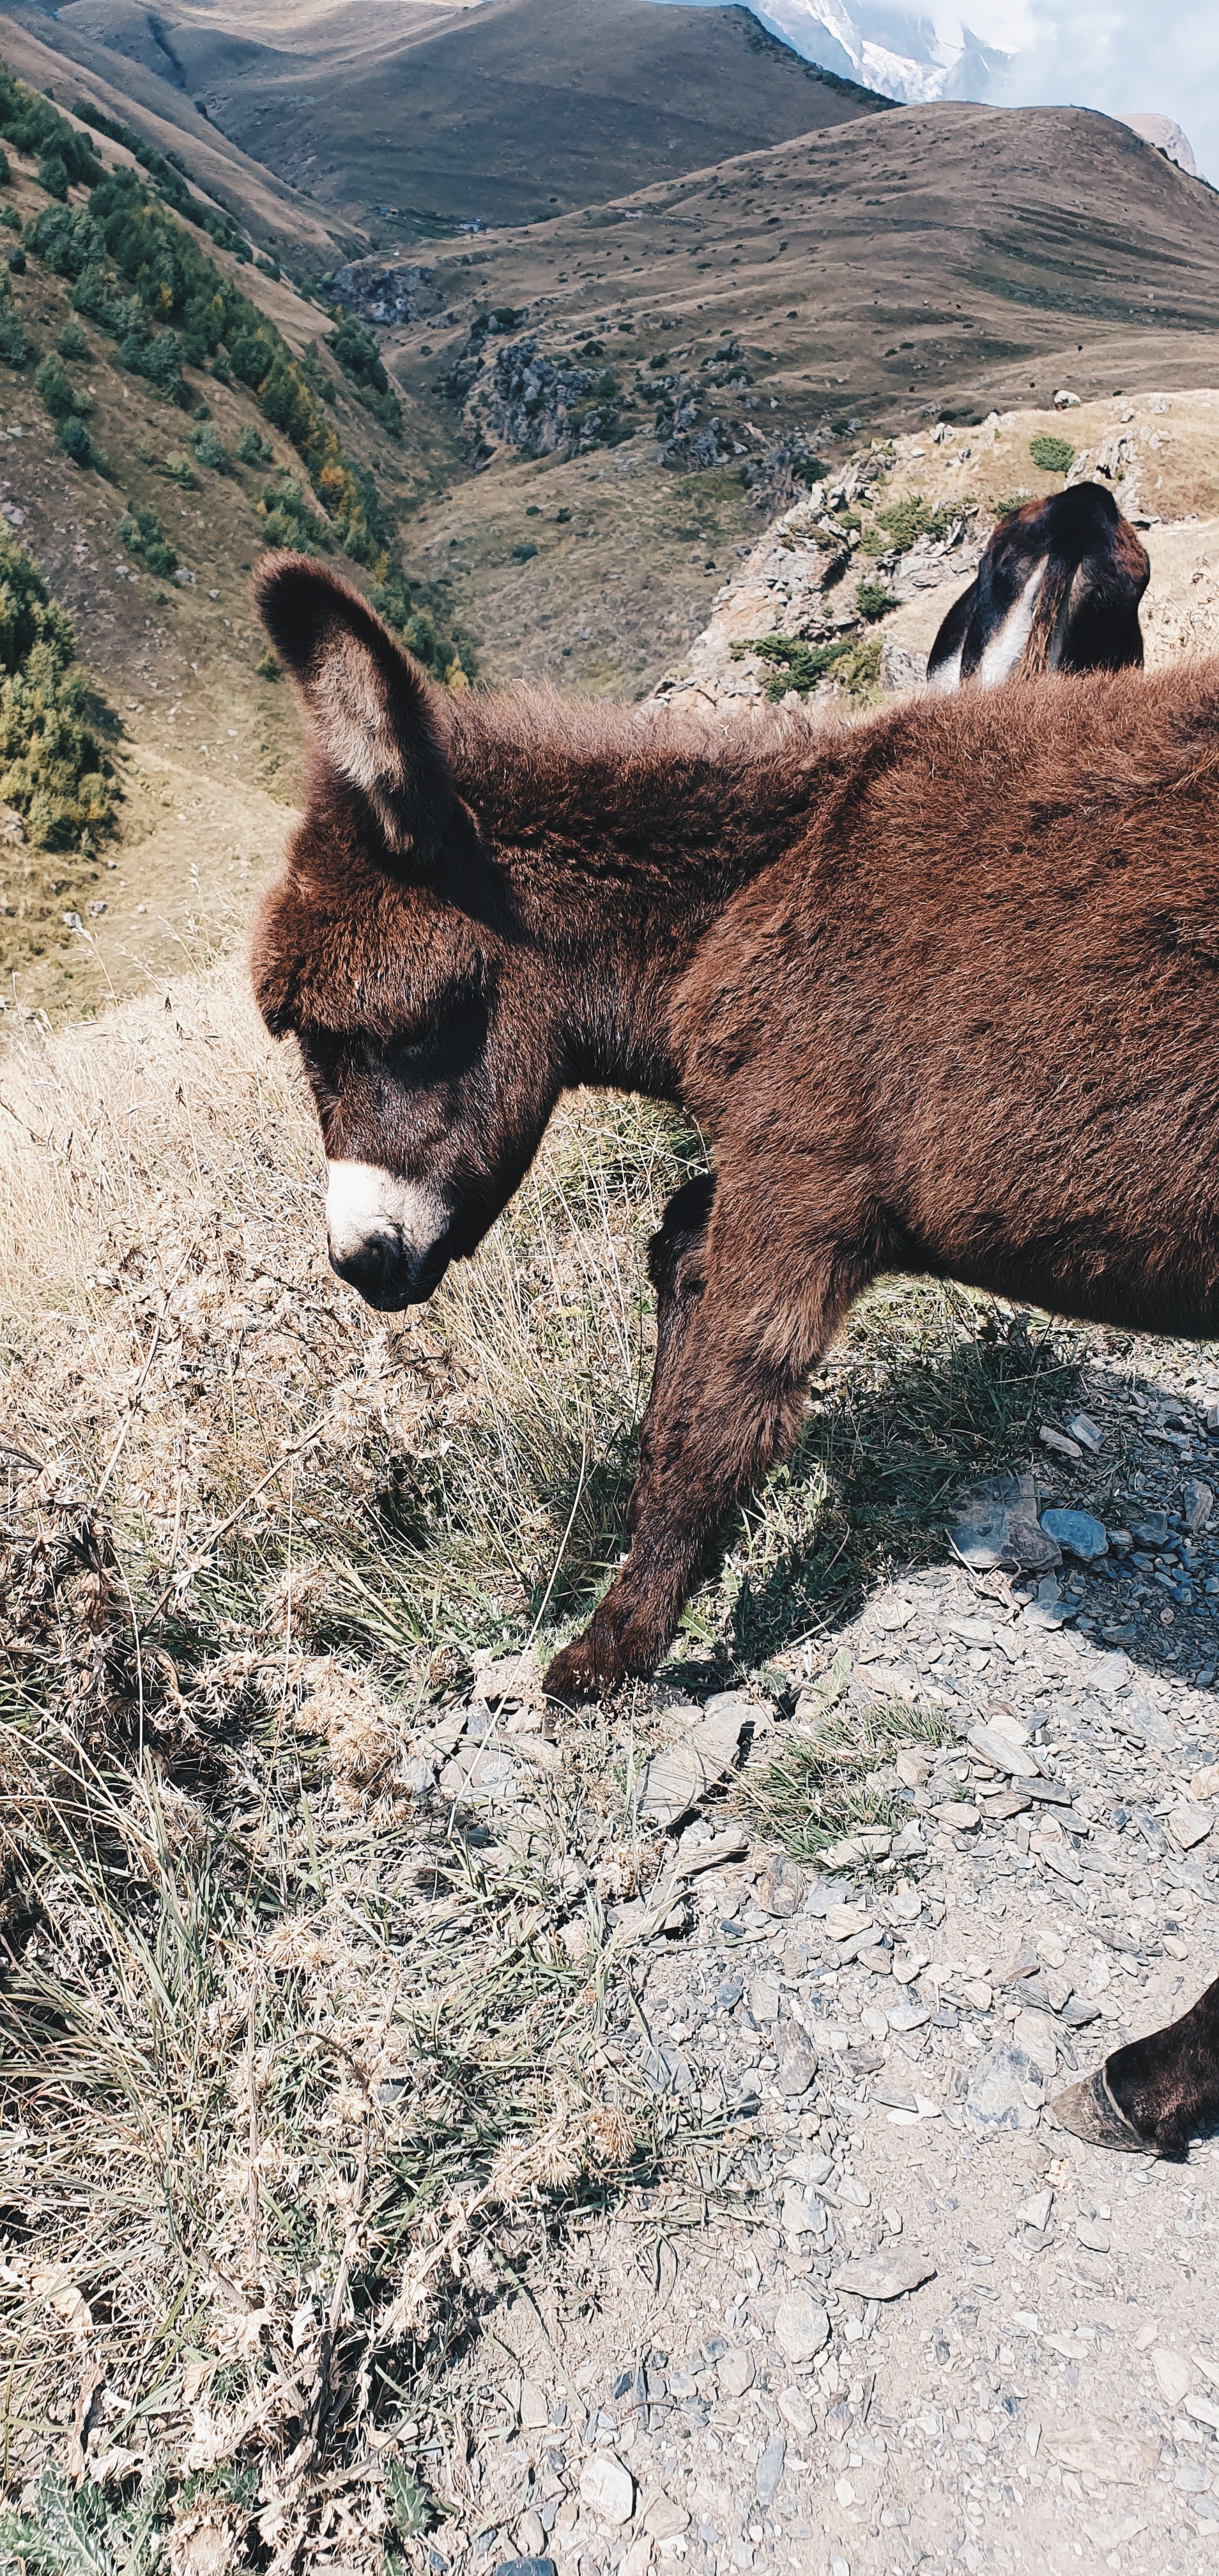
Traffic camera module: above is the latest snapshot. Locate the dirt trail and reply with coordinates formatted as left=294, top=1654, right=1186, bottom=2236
left=445, top=1563, right=1219, bottom=2576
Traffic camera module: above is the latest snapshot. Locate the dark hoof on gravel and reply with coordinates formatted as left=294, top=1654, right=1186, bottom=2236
left=1052, top=2066, right=1146, bottom=2152
left=542, top=1638, right=609, bottom=1706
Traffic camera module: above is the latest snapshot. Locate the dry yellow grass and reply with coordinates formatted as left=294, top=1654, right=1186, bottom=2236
left=0, top=962, right=719, bottom=2563
left=0, top=954, right=1095, bottom=2558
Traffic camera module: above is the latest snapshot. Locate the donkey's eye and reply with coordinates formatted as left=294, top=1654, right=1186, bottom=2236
left=296, top=1033, right=339, bottom=1106
left=381, top=1027, right=437, bottom=1078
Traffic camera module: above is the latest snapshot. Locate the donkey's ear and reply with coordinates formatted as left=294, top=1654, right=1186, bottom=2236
left=254, top=553, right=456, bottom=863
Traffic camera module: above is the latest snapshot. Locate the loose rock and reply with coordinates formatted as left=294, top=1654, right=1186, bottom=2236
left=1041, top=1507, right=1109, bottom=1561
left=774, top=2290, right=831, bottom=2363
left=1169, top=1802, right=1212, bottom=1849
left=638, top=1709, right=746, bottom=1827
left=578, top=2454, right=636, bottom=2526
left=1045, top=2418, right=1158, bottom=2484
left=644, top=2498, right=689, bottom=2541
left=948, top=1468, right=1061, bottom=1570
left=831, top=2253, right=935, bottom=2301
left=717, top=2347, right=755, bottom=2396
left=777, top=2044, right=818, bottom=2095
left=967, top=2043, right=1045, bottom=2131
left=755, top=2434, right=786, bottom=2506
left=756, top=1853, right=806, bottom=1917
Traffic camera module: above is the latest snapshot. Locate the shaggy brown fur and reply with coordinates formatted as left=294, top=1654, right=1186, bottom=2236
left=254, top=555, right=1219, bottom=2155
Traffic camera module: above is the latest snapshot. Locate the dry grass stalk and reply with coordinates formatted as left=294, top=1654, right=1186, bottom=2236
left=0, top=958, right=1085, bottom=2560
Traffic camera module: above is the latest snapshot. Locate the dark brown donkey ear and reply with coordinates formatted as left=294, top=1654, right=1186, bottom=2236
left=253, top=554, right=456, bottom=863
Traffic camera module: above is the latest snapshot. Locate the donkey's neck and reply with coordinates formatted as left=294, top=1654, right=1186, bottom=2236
left=453, top=701, right=825, bottom=1096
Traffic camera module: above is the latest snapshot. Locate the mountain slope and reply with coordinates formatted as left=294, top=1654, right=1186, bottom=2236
left=369, top=100, right=1219, bottom=696
left=18, top=0, right=888, bottom=234
left=0, top=59, right=463, bottom=1019
left=0, top=3, right=358, bottom=270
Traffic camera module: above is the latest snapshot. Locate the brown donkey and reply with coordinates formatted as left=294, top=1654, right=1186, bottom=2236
left=253, top=557, right=1219, bottom=2149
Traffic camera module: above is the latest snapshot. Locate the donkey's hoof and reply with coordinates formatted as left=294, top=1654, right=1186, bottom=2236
left=1051, top=2066, right=1146, bottom=2152
left=543, top=1634, right=615, bottom=1705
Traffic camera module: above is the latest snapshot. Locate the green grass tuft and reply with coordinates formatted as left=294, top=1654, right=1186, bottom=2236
left=1029, top=432, right=1075, bottom=475
left=737, top=1687, right=954, bottom=1862
left=855, top=576, right=900, bottom=622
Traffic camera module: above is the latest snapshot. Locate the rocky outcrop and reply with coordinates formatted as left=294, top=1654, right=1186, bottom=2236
left=330, top=261, right=445, bottom=327
left=487, top=335, right=634, bottom=459
left=654, top=395, right=735, bottom=469
left=653, top=438, right=984, bottom=717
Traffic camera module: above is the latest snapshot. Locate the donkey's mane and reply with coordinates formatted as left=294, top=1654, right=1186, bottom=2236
left=440, top=660, right=1219, bottom=867
left=441, top=683, right=850, bottom=853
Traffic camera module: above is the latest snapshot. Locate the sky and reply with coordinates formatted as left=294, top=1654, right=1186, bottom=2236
left=992, top=0, right=1219, bottom=184
left=667, top=0, right=1219, bottom=183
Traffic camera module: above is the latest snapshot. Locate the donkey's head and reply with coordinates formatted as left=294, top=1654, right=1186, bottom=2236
left=250, top=559, right=562, bottom=1308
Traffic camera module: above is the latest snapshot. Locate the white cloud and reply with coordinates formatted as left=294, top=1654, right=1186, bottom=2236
left=997, top=3, right=1219, bottom=183
left=657, top=0, right=1217, bottom=180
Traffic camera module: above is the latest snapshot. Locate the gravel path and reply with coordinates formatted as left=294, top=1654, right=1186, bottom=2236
left=439, top=1358, right=1219, bottom=2576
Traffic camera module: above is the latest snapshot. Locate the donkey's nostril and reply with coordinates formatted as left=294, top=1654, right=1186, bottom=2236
left=327, top=1229, right=441, bottom=1310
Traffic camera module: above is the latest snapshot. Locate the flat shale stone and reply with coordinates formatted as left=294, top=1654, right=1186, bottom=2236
left=639, top=1710, right=746, bottom=1827
left=966, top=2043, right=1045, bottom=2131
left=831, top=2253, right=935, bottom=2301
left=773, top=2290, right=831, bottom=2363
left=755, top=2434, right=786, bottom=2506
left=578, top=2454, right=635, bottom=2526
left=948, top=1469, right=1061, bottom=1571
left=1041, top=1508, right=1109, bottom=1561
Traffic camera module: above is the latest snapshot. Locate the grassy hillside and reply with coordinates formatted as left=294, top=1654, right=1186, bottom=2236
left=376, top=100, right=1219, bottom=693
left=0, top=55, right=464, bottom=1017
left=27, top=0, right=887, bottom=234
left=0, top=3, right=360, bottom=275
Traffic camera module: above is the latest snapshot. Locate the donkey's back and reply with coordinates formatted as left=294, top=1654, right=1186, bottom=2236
left=675, top=662, right=1219, bottom=1341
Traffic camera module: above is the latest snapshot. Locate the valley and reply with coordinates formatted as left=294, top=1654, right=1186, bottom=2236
left=376, top=99, right=1219, bottom=691
left=8, top=35, right=1219, bottom=1016
left=3, top=0, right=885, bottom=234
left=5, top=20, right=1219, bottom=2575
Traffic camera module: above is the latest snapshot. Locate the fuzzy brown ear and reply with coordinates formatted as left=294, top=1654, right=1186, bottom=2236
left=254, top=553, right=456, bottom=862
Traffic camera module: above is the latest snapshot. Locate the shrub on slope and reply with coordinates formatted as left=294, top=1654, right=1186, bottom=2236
left=0, top=56, right=468, bottom=680
left=0, top=526, right=116, bottom=852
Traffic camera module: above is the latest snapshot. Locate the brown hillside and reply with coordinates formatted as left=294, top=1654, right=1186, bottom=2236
left=378, top=101, right=1219, bottom=694
left=26, top=0, right=887, bottom=234
left=0, top=4, right=358, bottom=270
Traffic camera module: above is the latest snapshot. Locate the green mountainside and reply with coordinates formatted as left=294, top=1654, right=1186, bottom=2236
left=0, top=57, right=464, bottom=1014
left=17, top=0, right=887, bottom=234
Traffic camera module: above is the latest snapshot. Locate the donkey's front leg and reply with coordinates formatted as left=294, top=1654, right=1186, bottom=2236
left=544, top=1224, right=872, bottom=1702
left=631, top=1172, right=716, bottom=1510
left=1055, top=1973, right=1219, bottom=2157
